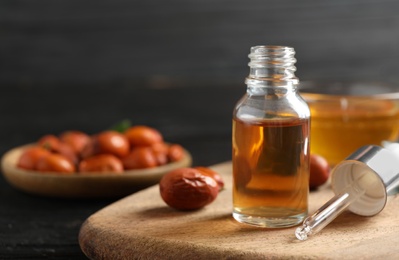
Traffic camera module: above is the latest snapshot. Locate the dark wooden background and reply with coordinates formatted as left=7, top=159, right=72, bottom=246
left=1, top=1, right=399, bottom=258
left=2, top=0, right=399, bottom=147
left=2, top=0, right=399, bottom=88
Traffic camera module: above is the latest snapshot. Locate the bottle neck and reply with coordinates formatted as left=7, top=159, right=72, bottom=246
left=246, top=81, right=297, bottom=96
left=245, top=45, right=299, bottom=91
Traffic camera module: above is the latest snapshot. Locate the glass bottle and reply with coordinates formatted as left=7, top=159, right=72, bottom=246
left=232, top=45, right=310, bottom=228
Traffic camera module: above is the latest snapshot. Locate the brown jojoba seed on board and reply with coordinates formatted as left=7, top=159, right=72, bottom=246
left=159, top=168, right=219, bottom=210
left=309, top=154, right=330, bottom=190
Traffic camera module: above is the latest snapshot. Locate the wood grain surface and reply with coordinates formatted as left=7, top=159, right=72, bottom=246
left=79, top=161, right=399, bottom=260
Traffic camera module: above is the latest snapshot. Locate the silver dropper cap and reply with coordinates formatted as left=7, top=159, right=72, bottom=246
left=331, top=145, right=399, bottom=216
left=295, top=145, right=399, bottom=240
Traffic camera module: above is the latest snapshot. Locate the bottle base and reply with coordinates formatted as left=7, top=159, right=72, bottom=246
left=232, top=209, right=306, bottom=228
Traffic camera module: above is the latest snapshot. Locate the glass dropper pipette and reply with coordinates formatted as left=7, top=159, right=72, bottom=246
left=295, top=175, right=366, bottom=240
left=295, top=145, right=399, bottom=241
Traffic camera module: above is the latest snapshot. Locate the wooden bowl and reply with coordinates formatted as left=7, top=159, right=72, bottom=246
left=1, top=144, right=192, bottom=199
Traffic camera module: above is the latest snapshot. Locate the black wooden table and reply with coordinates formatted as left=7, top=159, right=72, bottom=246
left=0, top=85, right=241, bottom=259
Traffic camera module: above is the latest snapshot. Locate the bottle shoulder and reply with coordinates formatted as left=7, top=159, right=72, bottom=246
left=233, top=93, right=310, bottom=120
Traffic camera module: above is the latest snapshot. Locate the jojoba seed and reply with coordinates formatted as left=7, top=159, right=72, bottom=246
left=59, top=130, right=91, bottom=155
left=124, top=126, right=163, bottom=147
left=194, top=166, right=224, bottom=191
left=309, top=154, right=330, bottom=190
left=122, top=147, right=158, bottom=170
left=17, top=147, right=51, bottom=170
left=97, top=131, right=130, bottom=158
left=151, top=142, right=169, bottom=166
left=78, top=154, right=124, bottom=173
left=38, top=135, right=61, bottom=151
left=159, top=168, right=219, bottom=210
left=168, top=144, right=185, bottom=162
left=36, top=153, right=76, bottom=174
left=52, top=142, right=79, bottom=166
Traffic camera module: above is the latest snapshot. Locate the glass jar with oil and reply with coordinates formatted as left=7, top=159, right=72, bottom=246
left=232, top=45, right=310, bottom=228
left=300, top=81, right=399, bottom=166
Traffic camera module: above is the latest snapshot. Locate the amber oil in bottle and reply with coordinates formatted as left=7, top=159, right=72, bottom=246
left=232, top=46, right=310, bottom=228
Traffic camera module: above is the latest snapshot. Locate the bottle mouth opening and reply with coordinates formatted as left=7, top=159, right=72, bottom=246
left=248, top=45, right=297, bottom=69
left=250, top=45, right=295, bottom=53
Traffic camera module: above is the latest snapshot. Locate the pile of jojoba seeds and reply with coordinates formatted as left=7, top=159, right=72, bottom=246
left=17, top=125, right=185, bottom=174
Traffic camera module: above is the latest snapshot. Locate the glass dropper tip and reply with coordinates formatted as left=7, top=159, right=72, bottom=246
left=295, top=224, right=311, bottom=241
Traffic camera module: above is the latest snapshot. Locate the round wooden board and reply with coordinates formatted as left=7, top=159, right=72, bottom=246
left=1, top=144, right=192, bottom=198
left=79, top=161, right=399, bottom=259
